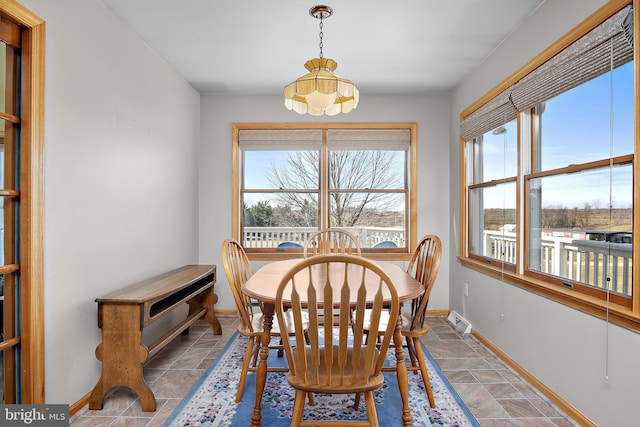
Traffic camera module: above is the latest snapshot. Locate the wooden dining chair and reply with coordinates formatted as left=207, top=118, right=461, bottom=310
left=275, top=254, right=399, bottom=426
left=303, top=228, right=362, bottom=327
left=303, top=228, right=362, bottom=257
left=363, top=234, right=442, bottom=408
left=221, top=238, right=309, bottom=403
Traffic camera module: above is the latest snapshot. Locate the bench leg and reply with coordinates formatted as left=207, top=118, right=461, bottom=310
left=89, top=304, right=156, bottom=412
left=188, top=286, right=222, bottom=335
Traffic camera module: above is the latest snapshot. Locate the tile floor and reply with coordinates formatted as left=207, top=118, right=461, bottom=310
left=70, top=315, right=580, bottom=426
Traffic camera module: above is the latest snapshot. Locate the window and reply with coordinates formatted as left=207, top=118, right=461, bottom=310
left=232, top=123, right=417, bottom=259
left=460, top=2, right=638, bottom=329
left=525, top=60, right=633, bottom=307
left=468, top=119, right=517, bottom=270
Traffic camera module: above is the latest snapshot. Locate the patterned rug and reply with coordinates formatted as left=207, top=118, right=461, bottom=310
left=163, top=332, right=480, bottom=426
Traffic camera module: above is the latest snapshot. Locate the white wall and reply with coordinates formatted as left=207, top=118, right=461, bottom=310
left=199, top=94, right=451, bottom=314
left=21, top=0, right=201, bottom=405
left=449, top=0, right=640, bottom=425
left=18, top=0, right=451, bottom=408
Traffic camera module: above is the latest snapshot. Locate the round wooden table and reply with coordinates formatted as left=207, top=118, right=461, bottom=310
left=242, top=258, right=424, bottom=426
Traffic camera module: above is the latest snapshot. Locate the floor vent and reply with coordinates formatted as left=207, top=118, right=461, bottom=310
left=447, top=311, right=472, bottom=334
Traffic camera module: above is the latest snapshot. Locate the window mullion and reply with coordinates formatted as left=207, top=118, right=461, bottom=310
left=520, top=109, right=533, bottom=275
left=320, top=128, right=328, bottom=229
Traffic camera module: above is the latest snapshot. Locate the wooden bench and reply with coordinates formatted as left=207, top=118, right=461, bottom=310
left=88, top=264, right=221, bottom=411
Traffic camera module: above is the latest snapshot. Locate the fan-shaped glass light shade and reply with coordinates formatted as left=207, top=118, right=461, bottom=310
left=284, top=58, right=359, bottom=116
left=305, top=91, right=337, bottom=110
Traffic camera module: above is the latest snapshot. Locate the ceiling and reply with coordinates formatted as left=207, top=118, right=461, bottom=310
left=99, top=0, right=545, bottom=95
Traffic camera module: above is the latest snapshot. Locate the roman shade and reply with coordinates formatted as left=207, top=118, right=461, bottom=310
left=460, top=5, right=633, bottom=142
left=238, top=129, right=322, bottom=151
left=459, top=87, right=516, bottom=143
left=239, top=128, right=411, bottom=151
left=327, top=128, right=411, bottom=151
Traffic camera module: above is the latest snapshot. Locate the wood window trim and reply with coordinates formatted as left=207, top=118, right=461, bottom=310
left=458, top=0, right=640, bottom=332
left=466, top=176, right=518, bottom=271
left=232, top=122, right=418, bottom=262
left=0, top=1, right=46, bottom=403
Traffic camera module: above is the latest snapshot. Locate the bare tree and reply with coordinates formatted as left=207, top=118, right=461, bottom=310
left=267, top=150, right=403, bottom=227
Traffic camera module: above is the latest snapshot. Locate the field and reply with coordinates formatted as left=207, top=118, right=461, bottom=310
left=483, top=208, right=632, bottom=232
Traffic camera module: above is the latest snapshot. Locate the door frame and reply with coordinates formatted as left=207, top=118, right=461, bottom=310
left=0, top=0, right=45, bottom=403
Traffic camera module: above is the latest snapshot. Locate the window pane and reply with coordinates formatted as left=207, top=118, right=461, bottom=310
left=469, top=182, right=517, bottom=262
left=328, top=150, right=405, bottom=190
left=242, top=192, right=318, bottom=248
left=329, top=192, right=406, bottom=248
left=538, top=61, right=634, bottom=171
left=0, top=197, right=4, bottom=265
left=475, top=120, right=517, bottom=183
left=0, top=138, right=4, bottom=188
left=244, top=150, right=319, bottom=189
left=0, top=140, right=3, bottom=265
left=528, top=164, right=632, bottom=295
left=1, top=273, right=3, bottom=343
left=0, top=44, right=5, bottom=115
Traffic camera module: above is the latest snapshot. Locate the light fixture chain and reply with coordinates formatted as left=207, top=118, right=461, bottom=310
left=318, top=18, right=324, bottom=58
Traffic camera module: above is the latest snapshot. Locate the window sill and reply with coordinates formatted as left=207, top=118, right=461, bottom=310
left=458, top=257, right=640, bottom=334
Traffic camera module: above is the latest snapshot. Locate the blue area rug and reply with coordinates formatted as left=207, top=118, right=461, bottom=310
left=163, top=332, right=480, bottom=426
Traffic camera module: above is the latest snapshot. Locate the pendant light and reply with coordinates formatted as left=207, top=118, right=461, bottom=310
left=284, top=5, right=359, bottom=116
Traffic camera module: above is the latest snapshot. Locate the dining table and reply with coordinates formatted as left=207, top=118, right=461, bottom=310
left=241, top=257, right=424, bottom=427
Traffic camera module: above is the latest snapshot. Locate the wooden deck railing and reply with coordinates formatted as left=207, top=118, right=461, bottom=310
left=243, top=226, right=632, bottom=295
left=483, top=230, right=633, bottom=296
left=242, top=227, right=405, bottom=249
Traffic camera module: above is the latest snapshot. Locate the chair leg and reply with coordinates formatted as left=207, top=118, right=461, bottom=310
left=250, top=336, right=261, bottom=367
left=412, top=337, right=435, bottom=408
left=364, top=390, right=379, bottom=426
left=354, top=392, right=361, bottom=410
left=290, top=389, right=307, bottom=427
left=236, top=336, right=255, bottom=403
left=406, top=336, right=418, bottom=371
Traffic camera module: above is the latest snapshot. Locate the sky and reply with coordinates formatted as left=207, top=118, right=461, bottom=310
left=241, top=60, right=634, bottom=215
left=481, top=60, right=634, bottom=210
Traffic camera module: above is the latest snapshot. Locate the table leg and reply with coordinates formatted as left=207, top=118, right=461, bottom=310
left=251, top=302, right=274, bottom=426
left=394, top=317, right=413, bottom=426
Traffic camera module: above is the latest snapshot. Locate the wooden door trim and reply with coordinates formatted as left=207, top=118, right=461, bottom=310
left=0, top=0, right=45, bottom=403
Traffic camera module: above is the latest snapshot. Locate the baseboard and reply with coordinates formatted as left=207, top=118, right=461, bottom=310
left=426, top=309, right=449, bottom=317
left=471, top=330, right=595, bottom=427
left=70, top=391, right=90, bottom=418
left=215, top=308, right=237, bottom=315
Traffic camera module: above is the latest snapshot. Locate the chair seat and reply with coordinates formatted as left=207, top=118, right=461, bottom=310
left=362, top=309, right=428, bottom=337
left=288, top=345, right=384, bottom=393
